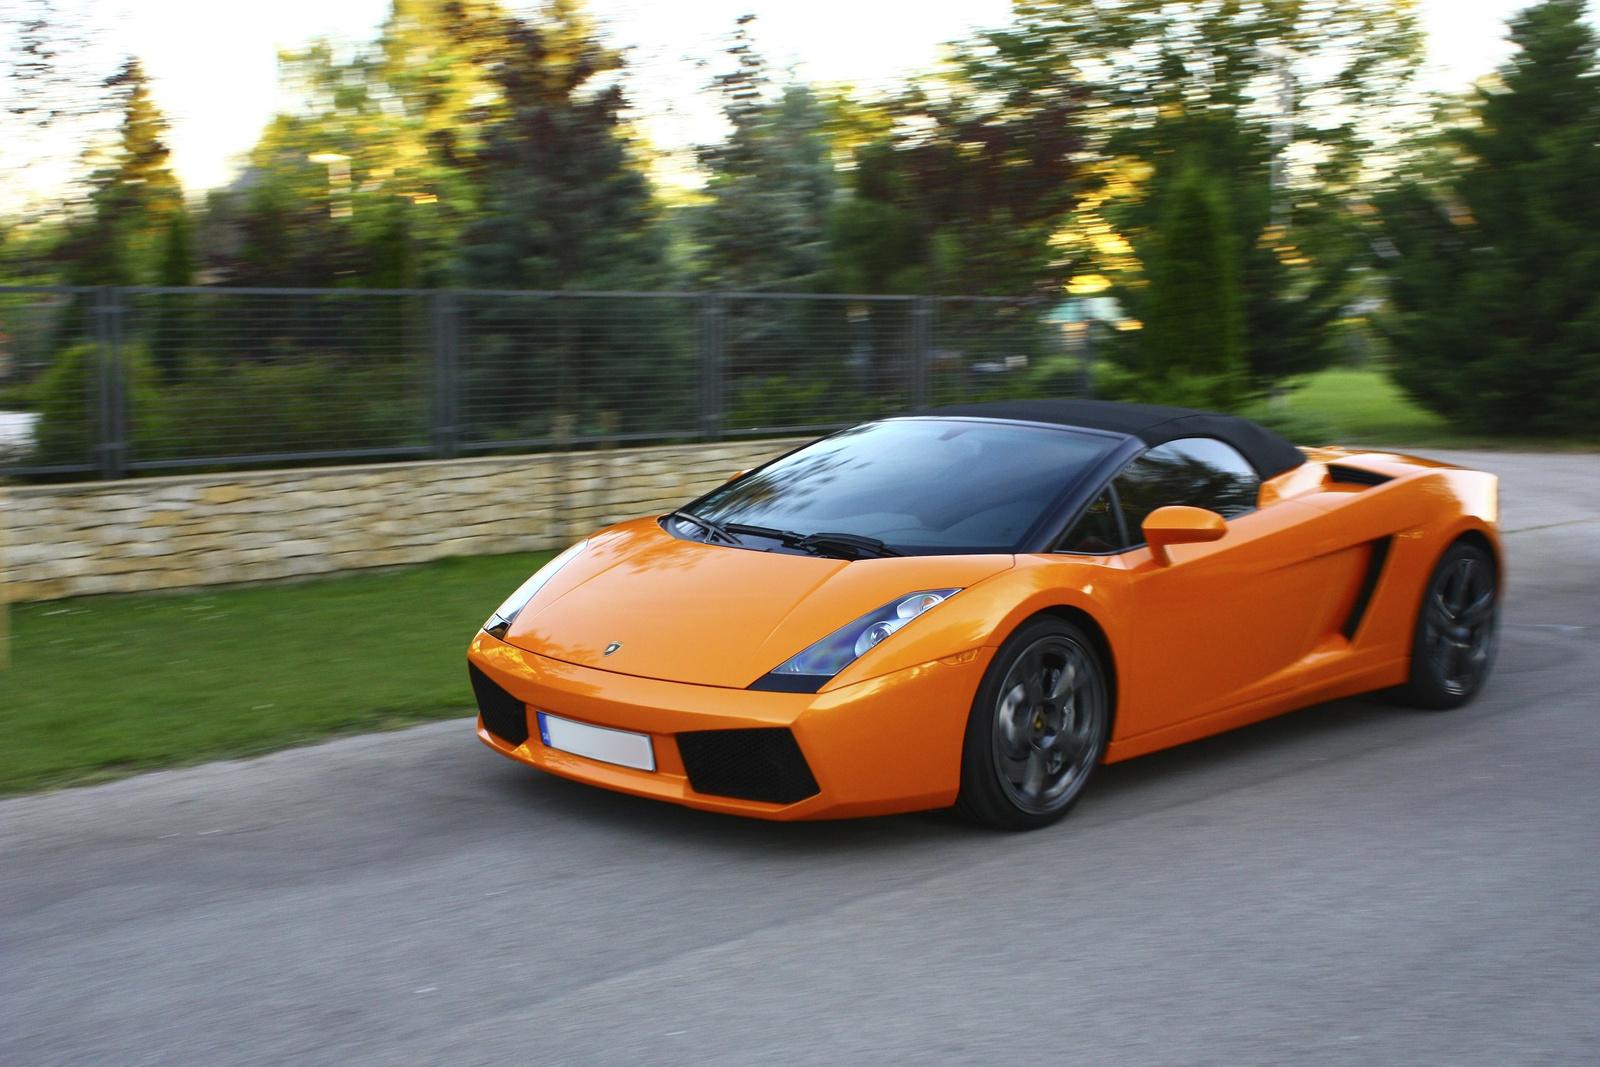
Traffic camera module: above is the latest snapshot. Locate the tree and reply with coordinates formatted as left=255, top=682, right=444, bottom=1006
left=827, top=28, right=1093, bottom=296
left=60, top=57, right=183, bottom=287
left=456, top=0, right=664, bottom=290
left=203, top=1, right=512, bottom=288
left=205, top=40, right=428, bottom=288
left=2, top=0, right=111, bottom=218
left=693, top=17, right=835, bottom=291
left=1376, top=0, right=1600, bottom=434
left=1012, top=0, right=1423, bottom=392
left=1141, top=163, right=1246, bottom=409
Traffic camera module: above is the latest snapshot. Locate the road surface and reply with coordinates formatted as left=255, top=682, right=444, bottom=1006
left=3, top=450, right=1597, bottom=1065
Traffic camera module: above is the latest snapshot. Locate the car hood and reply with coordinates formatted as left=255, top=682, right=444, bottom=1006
left=504, top=517, right=1014, bottom=688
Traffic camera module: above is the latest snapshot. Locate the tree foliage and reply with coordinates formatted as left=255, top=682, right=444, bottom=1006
left=1017, top=0, right=1422, bottom=393
left=827, top=28, right=1093, bottom=295
left=196, top=0, right=662, bottom=291
left=58, top=58, right=184, bottom=287
left=456, top=0, right=664, bottom=289
left=692, top=16, right=835, bottom=291
left=1142, top=163, right=1246, bottom=409
left=1, top=0, right=111, bottom=209
left=1376, top=0, right=1600, bottom=434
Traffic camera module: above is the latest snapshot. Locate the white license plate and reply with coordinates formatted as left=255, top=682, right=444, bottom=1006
left=536, top=712, right=656, bottom=772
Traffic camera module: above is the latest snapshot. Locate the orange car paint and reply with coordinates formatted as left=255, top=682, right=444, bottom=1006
left=467, top=449, right=1499, bottom=819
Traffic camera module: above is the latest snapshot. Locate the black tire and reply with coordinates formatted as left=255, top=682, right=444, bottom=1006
left=1394, top=540, right=1499, bottom=710
left=955, top=616, right=1111, bottom=831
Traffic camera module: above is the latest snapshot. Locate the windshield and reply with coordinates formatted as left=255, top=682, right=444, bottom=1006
left=682, top=418, right=1118, bottom=554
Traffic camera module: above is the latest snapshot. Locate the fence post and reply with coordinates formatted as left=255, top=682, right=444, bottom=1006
left=911, top=297, right=933, bottom=408
left=431, top=291, right=460, bottom=459
left=94, top=287, right=126, bottom=480
left=699, top=294, right=725, bottom=441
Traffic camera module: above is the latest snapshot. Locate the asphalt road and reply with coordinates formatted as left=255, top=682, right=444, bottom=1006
left=4, top=450, right=1598, bottom=1066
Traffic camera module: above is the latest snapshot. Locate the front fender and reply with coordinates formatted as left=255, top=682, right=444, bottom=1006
left=824, top=555, right=1129, bottom=692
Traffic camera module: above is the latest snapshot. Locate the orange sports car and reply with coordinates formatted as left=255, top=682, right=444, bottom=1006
left=467, top=400, right=1500, bottom=829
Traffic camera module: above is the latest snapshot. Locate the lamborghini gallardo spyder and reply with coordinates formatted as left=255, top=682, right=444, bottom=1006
left=467, top=400, right=1500, bottom=829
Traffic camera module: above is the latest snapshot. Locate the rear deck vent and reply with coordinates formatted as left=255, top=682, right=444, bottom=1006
left=469, top=664, right=530, bottom=746
left=1327, top=463, right=1392, bottom=487
left=677, top=728, right=820, bottom=805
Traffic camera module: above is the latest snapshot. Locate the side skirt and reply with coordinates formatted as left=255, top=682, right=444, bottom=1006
left=1102, top=657, right=1409, bottom=764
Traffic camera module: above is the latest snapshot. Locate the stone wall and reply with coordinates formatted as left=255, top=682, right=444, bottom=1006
left=1, top=438, right=809, bottom=602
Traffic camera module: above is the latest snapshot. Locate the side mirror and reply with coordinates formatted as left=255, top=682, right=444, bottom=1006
left=1143, top=505, right=1227, bottom=565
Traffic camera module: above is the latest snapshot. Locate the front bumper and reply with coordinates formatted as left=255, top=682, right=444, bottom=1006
left=467, top=631, right=993, bottom=820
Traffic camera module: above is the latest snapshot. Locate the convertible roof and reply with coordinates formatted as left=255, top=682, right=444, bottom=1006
left=921, top=398, right=1306, bottom=479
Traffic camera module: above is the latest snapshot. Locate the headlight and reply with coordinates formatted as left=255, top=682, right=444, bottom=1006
left=482, top=539, right=588, bottom=638
left=752, top=589, right=961, bottom=691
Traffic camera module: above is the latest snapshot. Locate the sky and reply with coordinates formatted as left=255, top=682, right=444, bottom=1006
left=18, top=0, right=1593, bottom=200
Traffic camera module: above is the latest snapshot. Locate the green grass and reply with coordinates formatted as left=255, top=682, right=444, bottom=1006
left=0, top=551, right=553, bottom=795
left=1275, top=366, right=1452, bottom=445
left=1260, top=366, right=1600, bottom=450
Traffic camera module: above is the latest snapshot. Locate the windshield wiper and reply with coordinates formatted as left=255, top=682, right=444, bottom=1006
left=669, top=510, right=741, bottom=545
left=794, top=531, right=903, bottom=560
left=708, top=521, right=903, bottom=560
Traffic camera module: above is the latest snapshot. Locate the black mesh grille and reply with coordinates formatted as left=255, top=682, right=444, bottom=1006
left=676, top=728, right=820, bottom=805
left=469, top=663, right=530, bottom=746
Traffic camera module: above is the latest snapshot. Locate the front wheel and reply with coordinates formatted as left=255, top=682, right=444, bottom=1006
left=956, top=617, right=1111, bottom=831
left=1394, top=540, right=1499, bottom=710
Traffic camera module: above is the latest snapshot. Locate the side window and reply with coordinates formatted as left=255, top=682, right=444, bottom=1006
left=1114, top=437, right=1260, bottom=540
left=1058, top=490, right=1124, bottom=554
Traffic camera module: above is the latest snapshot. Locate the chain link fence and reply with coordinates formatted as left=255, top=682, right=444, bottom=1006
left=0, top=286, right=1093, bottom=480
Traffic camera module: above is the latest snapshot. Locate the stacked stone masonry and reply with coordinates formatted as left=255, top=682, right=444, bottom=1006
left=1, top=438, right=809, bottom=602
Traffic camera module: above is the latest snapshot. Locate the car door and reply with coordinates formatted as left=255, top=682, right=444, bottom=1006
left=1084, top=438, right=1368, bottom=740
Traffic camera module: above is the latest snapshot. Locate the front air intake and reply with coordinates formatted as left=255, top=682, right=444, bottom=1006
left=676, top=728, right=821, bottom=805
left=469, top=664, right=530, bottom=746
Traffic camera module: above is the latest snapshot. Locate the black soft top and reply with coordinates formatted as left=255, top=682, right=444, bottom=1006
left=922, top=398, right=1305, bottom=479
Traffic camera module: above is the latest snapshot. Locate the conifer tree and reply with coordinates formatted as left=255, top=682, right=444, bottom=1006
left=1377, top=0, right=1600, bottom=434
left=1143, top=164, right=1246, bottom=410
left=64, top=57, right=183, bottom=285
left=456, top=0, right=663, bottom=289
left=693, top=17, right=835, bottom=291
left=1006, top=0, right=1421, bottom=391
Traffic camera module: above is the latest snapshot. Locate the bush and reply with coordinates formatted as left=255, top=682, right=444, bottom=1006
left=28, top=343, right=427, bottom=468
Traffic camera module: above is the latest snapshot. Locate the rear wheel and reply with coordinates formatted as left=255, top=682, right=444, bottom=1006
left=1395, top=540, right=1499, bottom=710
left=956, top=617, right=1110, bottom=831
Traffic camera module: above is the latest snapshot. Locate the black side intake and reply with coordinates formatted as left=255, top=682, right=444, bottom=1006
left=469, top=663, right=530, bottom=746
left=1341, top=536, right=1394, bottom=640
left=676, top=728, right=820, bottom=805
left=1327, top=463, right=1393, bottom=487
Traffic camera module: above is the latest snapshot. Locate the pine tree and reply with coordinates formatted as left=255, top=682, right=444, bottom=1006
left=1009, top=0, right=1421, bottom=391
left=1142, top=163, right=1246, bottom=410
left=693, top=17, right=835, bottom=291
left=151, top=209, right=194, bottom=381
left=1378, top=0, right=1600, bottom=434
left=456, top=0, right=664, bottom=289
left=64, top=57, right=183, bottom=285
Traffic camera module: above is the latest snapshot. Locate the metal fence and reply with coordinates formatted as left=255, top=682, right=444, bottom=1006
left=0, top=286, right=1093, bottom=480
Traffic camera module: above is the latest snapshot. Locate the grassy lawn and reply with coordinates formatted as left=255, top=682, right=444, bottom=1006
left=1276, top=366, right=1452, bottom=445
left=1267, top=367, right=1599, bottom=450
left=0, top=551, right=553, bottom=795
